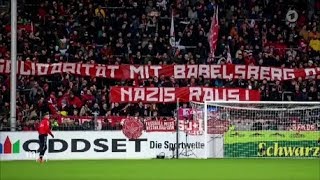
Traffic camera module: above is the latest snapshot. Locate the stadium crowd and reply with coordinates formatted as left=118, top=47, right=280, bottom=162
left=0, top=0, right=320, bottom=131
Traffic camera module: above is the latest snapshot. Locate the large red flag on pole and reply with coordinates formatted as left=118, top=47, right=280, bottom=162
left=208, top=6, right=219, bottom=63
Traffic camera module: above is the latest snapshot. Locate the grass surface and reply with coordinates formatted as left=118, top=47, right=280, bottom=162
left=1, top=159, right=319, bottom=180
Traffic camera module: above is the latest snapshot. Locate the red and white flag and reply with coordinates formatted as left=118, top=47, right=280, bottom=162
left=226, top=45, right=232, bottom=64
left=31, top=22, right=34, bottom=34
left=170, top=12, right=176, bottom=47
left=208, top=6, right=219, bottom=61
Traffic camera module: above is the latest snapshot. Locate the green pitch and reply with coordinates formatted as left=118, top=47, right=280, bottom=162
left=1, top=159, right=319, bottom=180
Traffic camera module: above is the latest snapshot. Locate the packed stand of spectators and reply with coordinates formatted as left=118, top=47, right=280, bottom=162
left=0, top=0, right=320, bottom=131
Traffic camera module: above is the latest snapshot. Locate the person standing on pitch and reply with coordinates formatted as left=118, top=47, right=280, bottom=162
left=37, top=112, right=54, bottom=162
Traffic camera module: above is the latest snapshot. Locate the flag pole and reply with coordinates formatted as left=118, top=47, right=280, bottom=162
left=10, top=0, right=17, bottom=131
left=176, top=98, right=180, bottom=159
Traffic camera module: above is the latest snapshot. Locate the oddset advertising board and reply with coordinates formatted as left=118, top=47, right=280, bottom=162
left=1, top=130, right=319, bottom=160
left=0, top=131, right=223, bottom=160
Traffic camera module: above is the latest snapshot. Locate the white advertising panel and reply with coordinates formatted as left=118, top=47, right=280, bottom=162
left=0, top=131, right=223, bottom=160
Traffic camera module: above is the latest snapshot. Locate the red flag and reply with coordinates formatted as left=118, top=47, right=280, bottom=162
left=208, top=6, right=219, bottom=60
left=170, top=11, right=176, bottom=47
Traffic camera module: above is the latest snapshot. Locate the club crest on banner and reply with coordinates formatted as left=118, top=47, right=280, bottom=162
left=122, top=118, right=144, bottom=139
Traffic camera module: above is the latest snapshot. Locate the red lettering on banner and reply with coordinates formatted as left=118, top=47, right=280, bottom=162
left=211, top=65, right=221, bottom=78
left=304, top=68, right=316, bottom=77
left=178, top=108, right=193, bottom=119
left=82, top=64, right=94, bottom=76
left=146, top=87, right=158, bottom=102
left=145, top=66, right=150, bottom=78
left=187, top=65, right=198, bottom=78
left=118, top=87, right=176, bottom=102
left=130, top=66, right=143, bottom=78
left=199, top=65, right=210, bottom=78
left=60, top=115, right=176, bottom=131
left=127, top=65, right=162, bottom=79
left=178, top=108, right=230, bottom=135
left=222, top=65, right=233, bottom=79
left=96, top=66, right=107, bottom=78
left=283, top=68, right=295, bottom=80
left=228, top=89, right=240, bottom=101
left=178, top=120, right=204, bottom=135
left=131, top=65, right=160, bottom=79
left=260, top=66, right=270, bottom=81
left=51, top=63, right=62, bottom=74
left=37, top=64, right=50, bottom=75
left=150, top=66, right=161, bottom=77
left=20, top=61, right=31, bottom=75
left=145, top=120, right=175, bottom=132
left=214, top=89, right=226, bottom=101
left=31, top=62, right=36, bottom=75
left=63, top=63, right=76, bottom=74
left=163, top=88, right=176, bottom=102
left=234, top=65, right=246, bottom=79
left=107, top=65, right=119, bottom=78
left=76, top=63, right=81, bottom=75
left=111, top=87, right=260, bottom=103
left=1, top=60, right=319, bottom=80
left=121, top=88, right=132, bottom=101
left=174, top=65, right=185, bottom=79
left=189, top=87, right=201, bottom=101
left=134, top=88, right=144, bottom=101
left=271, top=67, right=282, bottom=81
left=158, top=88, right=164, bottom=102
left=247, top=66, right=260, bottom=79
left=202, top=87, right=214, bottom=101
left=289, top=123, right=317, bottom=131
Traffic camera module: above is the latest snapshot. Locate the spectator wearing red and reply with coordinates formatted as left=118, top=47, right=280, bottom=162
left=81, top=90, right=95, bottom=104
left=244, top=51, right=256, bottom=65
left=48, top=93, right=58, bottom=116
left=68, top=93, right=83, bottom=109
